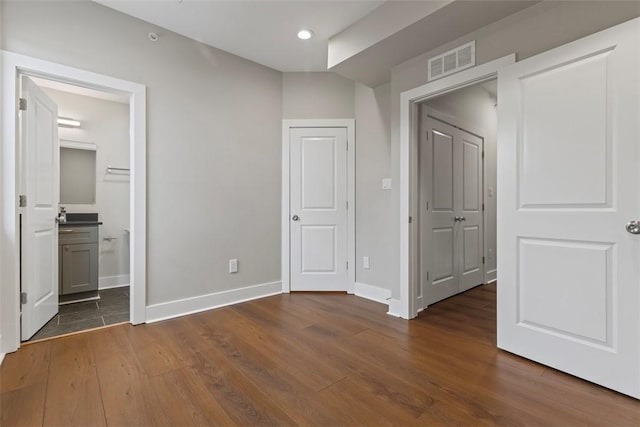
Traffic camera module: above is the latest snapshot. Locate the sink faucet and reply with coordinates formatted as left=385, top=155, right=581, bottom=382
left=57, top=206, right=67, bottom=224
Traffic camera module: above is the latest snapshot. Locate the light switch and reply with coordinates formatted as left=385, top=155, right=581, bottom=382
left=382, top=178, right=392, bottom=190
left=488, top=187, right=494, bottom=197
left=229, top=259, right=238, bottom=273
left=363, top=256, right=370, bottom=269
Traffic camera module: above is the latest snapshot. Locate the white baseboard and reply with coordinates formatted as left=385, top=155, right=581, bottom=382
left=387, top=298, right=403, bottom=318
left=354, top=282, right=392, bottom=305
left=486, top=269, right=497, bottom=283
left=146, top=280, right=282, bottom=323
left=99, top=274, right=130, bottom=290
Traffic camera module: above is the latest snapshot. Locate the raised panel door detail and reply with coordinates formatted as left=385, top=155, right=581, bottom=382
left=301, top=225, right=336, bottom=273
left=518, top=51, right=612, bottom=209
left=35, top=102, right=56, bottom=208
left=34, top=229, right=55, bottom=304
left=463, top=226, right=480, bottom=274
left=61, top=243, right=98, bottom=295
left=432, top=228, right=454, bottom=284
left=432, top=130, right=454, bottom=212
left=517, top=238, right=612, bottom=346
left=301, top=137, right=336, bottom=210
left=462, top=139, right=480, bottom=212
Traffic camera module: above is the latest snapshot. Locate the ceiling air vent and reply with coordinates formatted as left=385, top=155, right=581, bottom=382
left=428, top=41, right=476, bottom=82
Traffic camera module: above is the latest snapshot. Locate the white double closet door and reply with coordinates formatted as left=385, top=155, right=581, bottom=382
left=420, top=112, right=484, bottom=306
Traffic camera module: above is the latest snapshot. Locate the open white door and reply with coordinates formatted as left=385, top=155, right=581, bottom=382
left=498, top=19, right=640, bottom=397
left=290, top=127, right=348, bottom=291
left=20, top=76, right=60, bottom=340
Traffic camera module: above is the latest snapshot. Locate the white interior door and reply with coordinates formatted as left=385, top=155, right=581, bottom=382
left=20, top=76, right=60, bottom=341
left=497, top=18, right=640, bottom=398
left=421, top=114, right=484, bottom=306
left=290, top=127, right=348, bottom=291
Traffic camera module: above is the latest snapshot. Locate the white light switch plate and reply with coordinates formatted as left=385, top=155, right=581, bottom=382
left=382, top=178, right=392, bottom=190
left=363, top=256, right=370, bottom=269
left=229, top=259, right=238, bottom=273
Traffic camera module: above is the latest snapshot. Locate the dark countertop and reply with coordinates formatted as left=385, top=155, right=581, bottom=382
left=59, top=221, right=103, bottom=226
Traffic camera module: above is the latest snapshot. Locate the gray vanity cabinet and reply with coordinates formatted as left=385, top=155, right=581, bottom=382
left=59, top=225, right=99, bottom=295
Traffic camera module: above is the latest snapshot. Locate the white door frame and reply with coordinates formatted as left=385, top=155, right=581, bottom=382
left=1, top=51, right=147, bottom=353
left=399, top=54, right=514, bottom=319
left=281, top=119, right=355, bottom=294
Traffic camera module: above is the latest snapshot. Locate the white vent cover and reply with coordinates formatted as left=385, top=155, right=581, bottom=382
left=428, top=41, right=476, bottom=81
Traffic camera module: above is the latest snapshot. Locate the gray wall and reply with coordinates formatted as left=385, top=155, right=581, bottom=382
left=43, top=87, right=131, bottom=284
left=354, top=82, right=393, bottom=289
left=283, top=72, right=354, bottom=119
left=425, top=83, right=498, bottom=280
left=2, top=1, right=283, bottom=305
left=384, top=0, right=640, bottom=299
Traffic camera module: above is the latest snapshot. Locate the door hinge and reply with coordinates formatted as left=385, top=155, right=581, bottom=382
left=482, top=151, right=485, bottom=159
left=21, top=292, right=27, bottom=304
left=346, top=261, right=349, bottom=270
left=482, top=203, right=485, bottom=211
left=426, top=201, right=429, bottom=211
left=426, top=272, right=429, bottom=281
left=346, top=200, right=348, bottom=210
left=19, top=98, right=27, bottom=111
left=346, top=140, right=349, bottom=151
left=409, top=216, right=413, bottom=224
left=19, top=195, right=27, bottom=207
left=482, top=256, right=485, bottom=264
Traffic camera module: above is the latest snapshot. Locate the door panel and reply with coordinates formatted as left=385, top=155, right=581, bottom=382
left=432, top=131, right=454, bottom=211
left=21, top=76, right=59, bottom=340
left=290, top=127, right=348, bottom=291
left=498, top=18, right=639, bottom=397
left=421, top=115, right=485, bottom=304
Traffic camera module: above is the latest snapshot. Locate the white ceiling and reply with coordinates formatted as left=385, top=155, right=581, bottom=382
left=95, top=0, right=384, bottom=72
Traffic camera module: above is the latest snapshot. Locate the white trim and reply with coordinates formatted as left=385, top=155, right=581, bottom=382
left=386, top=298, right=403, bottom=317
left=1, top=51, right=147, bottom=354
left=0, top=334, right=4, bottom=366
left=354, top=282, right=392, bottom=305
left=399, top=55, right=515, bottom=319
left=486, top=269, right=497, bottom=283
left=281, top=119, right=356, bottom=294
left=146, top=281, right=282, bottom=323
left=98, top=274, right=130, bottom=290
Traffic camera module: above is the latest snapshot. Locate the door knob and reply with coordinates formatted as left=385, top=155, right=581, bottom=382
left=292, top=215, right=300, bottom=221
left=626, top=220, right=640, bottom=234
left=454, top=216, right=467, bottom=222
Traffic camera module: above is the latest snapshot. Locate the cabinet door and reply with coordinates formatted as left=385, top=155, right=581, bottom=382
left=61, top=243, right=99, bottom=295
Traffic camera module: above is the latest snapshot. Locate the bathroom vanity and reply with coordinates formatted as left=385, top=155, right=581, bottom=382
left=59, top=213, right=102, bottom=295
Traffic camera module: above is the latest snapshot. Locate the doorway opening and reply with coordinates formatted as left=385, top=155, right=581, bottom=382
left=1, top=51, right=147, bottom=354
left=24, top=77, right=132, bottom=342
left=416, top=79, right=497, bottom=310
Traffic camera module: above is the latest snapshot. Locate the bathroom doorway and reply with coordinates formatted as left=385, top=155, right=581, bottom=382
left=1, top=52, right=147, bottom=353
left=23, top=77, right=132, bottom=342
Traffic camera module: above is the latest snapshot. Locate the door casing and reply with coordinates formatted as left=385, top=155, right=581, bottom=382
left=281, top=119, right=355, bottom=294
left=1, top=51, right=147, bottom=354
left=399, top=54, right=515, bottom=319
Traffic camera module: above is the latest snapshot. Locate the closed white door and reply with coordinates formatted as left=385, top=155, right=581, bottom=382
left=421, top=114, right=484, bottom=306
left=290, top=127, right=348, bottom=291
left=497, top=18, right=640, bottom=398
left=20, top=76, right=60, bottom=340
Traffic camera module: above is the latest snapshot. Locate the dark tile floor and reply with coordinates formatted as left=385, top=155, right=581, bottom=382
left=29, top=286, right=130, bottom=341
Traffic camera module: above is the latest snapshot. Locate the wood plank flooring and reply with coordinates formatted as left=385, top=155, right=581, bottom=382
left=2, top=284, right=639, bottom=426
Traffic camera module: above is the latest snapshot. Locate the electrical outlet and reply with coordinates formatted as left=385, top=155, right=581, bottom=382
left=363, top=256, right=370, bottom=269
left=488, top=249, right=493, bottom=260
left=488, top=187, right=494, bottom=197
left=229, top=259, right=238, bottom=273
left=382, top=178, right=392, bottom=190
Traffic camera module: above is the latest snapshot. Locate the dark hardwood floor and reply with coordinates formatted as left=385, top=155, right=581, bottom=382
left=1, top=284, right=639, bottom=426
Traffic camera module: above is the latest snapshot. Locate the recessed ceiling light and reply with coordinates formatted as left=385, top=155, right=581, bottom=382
left=297, top=29, right=313, bottom=40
